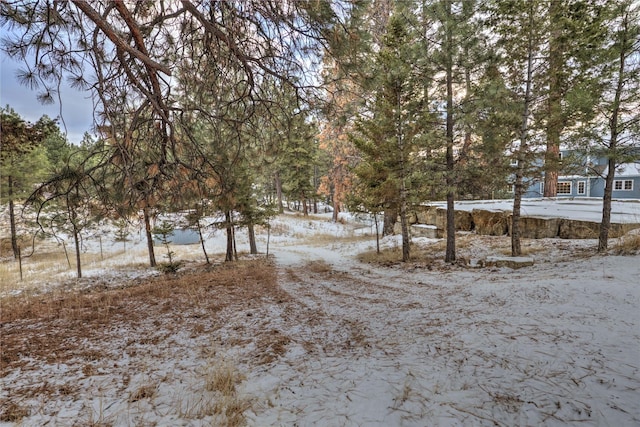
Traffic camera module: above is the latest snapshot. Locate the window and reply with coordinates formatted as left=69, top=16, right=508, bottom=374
left=557, top=182, right=572, bottom=195
left=510, top=158, right=519, bottom=166
left=540, top=182, right=544, bottom=195
left=577, top=181, right=586, bottom=195
left=614, top=180, right=633, bottom=191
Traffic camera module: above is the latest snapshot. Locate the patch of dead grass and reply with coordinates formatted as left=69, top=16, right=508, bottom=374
left=613, top=233, right=640, bottom=255
left=0, top=400, right=29, bottom=423
left=306, top=260, right=333, bottom=274
left=0, top=259, right=283, bottom=376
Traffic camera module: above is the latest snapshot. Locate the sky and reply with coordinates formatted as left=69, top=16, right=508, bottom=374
left=0, top=46, right=95, bottom=145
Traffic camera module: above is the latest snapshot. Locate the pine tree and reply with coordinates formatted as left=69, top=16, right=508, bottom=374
left=583, top=1, right=640, bottom=252
left=0, top=108, right=54, bottom=258
left=543, top=1, right=610, bottom=197
left=351, top=13, right=423, bottom=262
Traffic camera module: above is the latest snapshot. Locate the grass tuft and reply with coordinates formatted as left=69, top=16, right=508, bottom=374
left=613, top=233, right=640, bottom=255
left=128, top=384, right=157, bottom=403
left=204, top=360, right=244, bottom=396
left=0, top=401, right=29, bottom=422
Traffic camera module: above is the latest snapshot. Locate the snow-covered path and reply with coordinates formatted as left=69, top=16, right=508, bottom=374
left=244, top=231, right=640, bottom=426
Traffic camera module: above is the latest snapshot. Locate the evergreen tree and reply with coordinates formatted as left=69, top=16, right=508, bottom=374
left=0, top=107, right=54, bottom=258
left=351, top=12, right=424, bottom=262
left=484, top=0, right=548, bottom=256
left=543, top=1, right=610, bottom=196
left=577, top=1, right=640, bottom=252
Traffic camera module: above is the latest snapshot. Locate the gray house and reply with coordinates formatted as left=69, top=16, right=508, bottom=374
left=523, top=151, right=640, bottom=199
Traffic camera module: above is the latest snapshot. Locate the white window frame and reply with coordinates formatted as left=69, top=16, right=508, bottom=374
left=577, top=181, right=586, bottom=195
left=510, top=158, right=519, bottom=167
left=557, top=181, right=572, bottom=195
left=614, top=179, right=633, bottom=191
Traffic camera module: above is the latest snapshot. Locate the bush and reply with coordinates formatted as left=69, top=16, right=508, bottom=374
left=613, top=233, right=640, bottom=255
left=157, top=261, right=183, bottom=274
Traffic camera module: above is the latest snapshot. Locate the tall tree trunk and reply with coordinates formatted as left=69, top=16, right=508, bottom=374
left=599, top=18, right=627, bottom=252
left=397, top=91, right=410, bottom=262
left=512, top=4, right=535, bottom=257
left=69, top=195, right=82, bottom=278
left=511, top=171, right=524, bottom=256
left=274, top=171, right=284, bottom=213
left=196, top=218, right=210, bottom=264
left=73, top=224, right=82, bottom=278
left=143, top=206, right=156, bottom=267
left=374, top=213, right=380, bottom=254
left=444, top=0, right=456, bottom=263
left=544, top=0, right=563, bottom=197
left=302, top=193, right=308, bottom=216
left=599, top=158, right=616, bottom=252
left=8, top=175, right=19, bottom=259
left=383, top=206, right=397, bottom=236
left=248, top=223, right=257, bottom=254
left=225, top=211, right=234, bottom=262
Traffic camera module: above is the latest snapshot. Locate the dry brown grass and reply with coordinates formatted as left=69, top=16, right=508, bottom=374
left=1, top=258, right=293, bottom=425
left=0, top=400, right=29, bottom=423
left=613, top=233, right=640, bottom=255
left=0, top=259, right=285, bottom=375
left=306, top=260, right=333, bottom=274
left=128, top=383, right=158, bottom=403
left=204, top=361, right=243, bottom=395
left=357, top=245, right=439, bottom=265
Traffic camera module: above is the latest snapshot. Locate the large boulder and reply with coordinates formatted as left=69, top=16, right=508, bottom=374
left=414, top=206, right=473, bottom=231
left=411, top=224, right=441, bottom=238
left=472, top=209, right=509, bottom=236
left=558, top=219, right=600, bottom=239
left=414, top=205, right=438, bottom=226
left=558, top=219, right=640, bottom=239
left=509, top=216, right=561, bottom=238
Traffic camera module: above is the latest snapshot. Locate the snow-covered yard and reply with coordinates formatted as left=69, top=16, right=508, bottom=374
left=1, top=200, right=639, bottom=426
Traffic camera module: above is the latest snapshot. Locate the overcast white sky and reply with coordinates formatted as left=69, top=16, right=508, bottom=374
left=0, top=48, right=94, bottom=145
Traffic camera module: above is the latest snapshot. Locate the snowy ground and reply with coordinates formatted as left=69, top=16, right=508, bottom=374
left=1, top=200, right=639, bottom=426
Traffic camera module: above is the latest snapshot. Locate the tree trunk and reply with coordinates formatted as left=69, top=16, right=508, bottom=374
left=599, top=158, right=615, bottom=252
left=396, top=88, right=410, bottom=262
left=512, top=3, right=535, bottom=257
left=302, top=193, right=308, bottom=216
left=544, top=0, right=564, bottom=197
left=445, top=191, right=455, bottom=263
left=274, top=171, right=284, bottom=213
left=383, top=206, right=397, bottom=236
left=68, top=194, right=83, bottom=278
left=143, top=207, right=156, bottom=267
left=511, top=171, right=523, bottom=257
left=399, top=193, right=410, bottom=262
left=248, top=223, right=257, bottom=254
left=196, top=218, right=210, bottom=264
left=8, top=175, right=19, bottom=259
left=374, top=213, right=380, bottom=254
left=225, top=211, right=234, bottom=262
left=444, top=0, right=456, bottom=264
left=598, top=20, right=627, bottom=252
left=73, top=224, right=82, bottom=278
